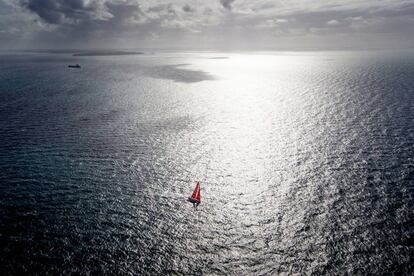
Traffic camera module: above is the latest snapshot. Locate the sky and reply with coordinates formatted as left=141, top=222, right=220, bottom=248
left=1, top=0, right=414, bottom=50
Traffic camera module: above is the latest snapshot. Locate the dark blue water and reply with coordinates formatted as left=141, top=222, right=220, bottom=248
left=0, top=51, right=413, bottom=275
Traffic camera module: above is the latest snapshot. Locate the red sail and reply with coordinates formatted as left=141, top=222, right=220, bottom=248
left=191, top=182, right=201, bottom=202
left=195, top=182, right=201, bottom=202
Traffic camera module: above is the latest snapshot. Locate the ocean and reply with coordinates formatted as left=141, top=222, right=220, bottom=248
left=0, top=51, right=413, bottom=275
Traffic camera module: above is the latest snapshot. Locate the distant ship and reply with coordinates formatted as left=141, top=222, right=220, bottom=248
left=68, top=64, right=81, bottom=68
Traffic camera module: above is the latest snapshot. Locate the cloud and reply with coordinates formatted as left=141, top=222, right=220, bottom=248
left=2, top=0, right=414, bottom=50
left=16, top=0, right=148, bottom=46
left=276, top=19, right=288, bottom=24
left=19, top=0, right=107, bottom=24
left=220, top=0, right=235, bottom=10
left=256, top=18, right=289, bottom=29
left=326, top=19, right=339, bottom=26
left=182, top=4, right=194, bottom=13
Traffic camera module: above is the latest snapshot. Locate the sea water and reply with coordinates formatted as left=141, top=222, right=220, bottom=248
left=0, top=51, right=413, bottom=274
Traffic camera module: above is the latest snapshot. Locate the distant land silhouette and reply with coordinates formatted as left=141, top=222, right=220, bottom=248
left=73, top=50, right=145, bottom=56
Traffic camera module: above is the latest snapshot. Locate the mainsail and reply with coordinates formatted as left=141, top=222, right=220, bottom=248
left=188, top=182, right=201, bottom=204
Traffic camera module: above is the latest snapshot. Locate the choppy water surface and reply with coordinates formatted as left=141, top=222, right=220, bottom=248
left=0, top=51, right=413, bottom=275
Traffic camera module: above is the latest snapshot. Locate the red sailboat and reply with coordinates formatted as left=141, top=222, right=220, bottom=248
left=188, top=181, right=201, bottom=206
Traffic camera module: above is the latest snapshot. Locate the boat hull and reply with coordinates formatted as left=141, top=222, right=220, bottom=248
left=188, top=197, right=200, bottom=204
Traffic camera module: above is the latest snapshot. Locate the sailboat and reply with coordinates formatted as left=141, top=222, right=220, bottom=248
left=188, top=182, right=201, bottom=206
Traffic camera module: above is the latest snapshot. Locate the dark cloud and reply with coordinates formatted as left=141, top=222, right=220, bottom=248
left=147, top=3, right=177, bottom=16
left=147, top=4, right=168, bottom=13
left=20, top=0, right=98, bottom=24
left=182, top=4, right=194, bottom=13
left=106, top=2, right=143, bottom=22
left=220, top=0, right=235, bottom=10
left=15, top=0, right=149, bottom=48
left=19, top=0, right=145, bottom=29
